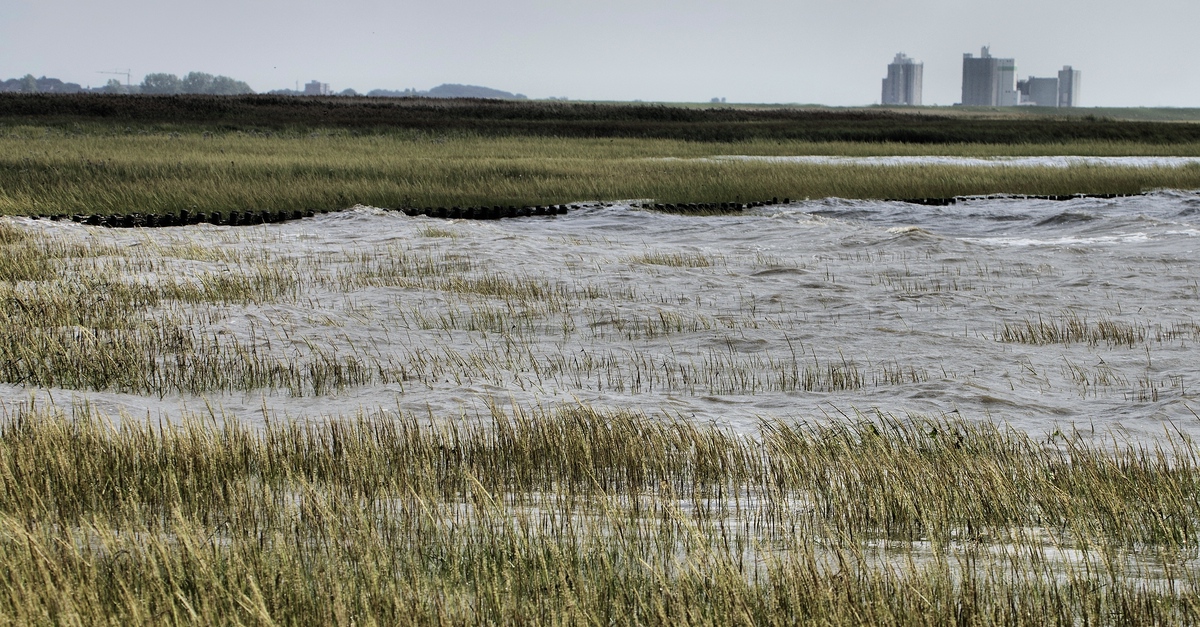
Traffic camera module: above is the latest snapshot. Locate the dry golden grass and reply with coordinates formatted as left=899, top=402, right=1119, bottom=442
left=0, top=403, right=1197, bottom=625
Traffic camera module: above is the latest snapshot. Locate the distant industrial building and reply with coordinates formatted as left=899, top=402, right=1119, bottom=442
left=304, top=80, right=331, bottom=96
left=1015, top=66, right=1082, bottom=107
left=881, top=53, right=923, bottom=106
left=1058, top=66, right=1081, bottom=107
left=958, top=46, right=1082, bottom=107
left=1017, top=76, right=1059, bottom=107
left=961, top=46, right=1019, bottom=106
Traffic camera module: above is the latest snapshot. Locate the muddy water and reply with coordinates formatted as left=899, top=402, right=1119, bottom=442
left=6, top=189, right=1200, bottom=439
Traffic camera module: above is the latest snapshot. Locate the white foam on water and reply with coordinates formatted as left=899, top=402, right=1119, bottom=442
left=966, top=232, right=1152, bottom=247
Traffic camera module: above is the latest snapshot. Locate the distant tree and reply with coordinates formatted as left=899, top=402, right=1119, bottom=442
left=102, top=79, right=128, bottom=94
left=19, top=74, right=37, bottom=93
left=339, top=88, right=358, bottom=97
left=367, top=88, right=418, bottom=98
left=32, top=77, right=82, bottom=93
left=141, top=73, right=182, bottom=95
left=182, top=72, right=215, bottom=94
left=209, top=75, right=254, bottom=95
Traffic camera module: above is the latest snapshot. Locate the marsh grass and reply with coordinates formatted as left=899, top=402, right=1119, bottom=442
left=1000, top=311, right=1147, bottom=347
left=0, top=224, right=371, bottom=395
left=630, top=251, right=723, bottom=268
left=8, top=223, right=1183, bottom=401
left=4, top=96, right=1200, bottom=625
left=417, top=224, right=460, bottom=238
left=0, top=220, right=23, bottom=245
left=4, top=224, right=886, bottom=396
left=3, top=210, right=1200, bottom=622
left=3, top=131, right=1200, bottom=216
left=1, top=403, right=1198, bottom=624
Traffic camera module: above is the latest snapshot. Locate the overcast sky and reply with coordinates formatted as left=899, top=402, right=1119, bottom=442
left=2, top=0, right=1197, bottom=107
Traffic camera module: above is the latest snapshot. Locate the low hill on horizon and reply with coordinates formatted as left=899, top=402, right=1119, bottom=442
left=363, top=84, right=527, bottom=100
left=272, top=83, right=527, bottom=99
left=426, top=84, right=526, bottom=100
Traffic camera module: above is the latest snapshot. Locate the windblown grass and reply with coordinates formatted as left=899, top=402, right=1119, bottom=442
left=2, top=130, right=1200, bottom=216
left=0, top=403, right=1197, bottom=624
left=1000, top=311, right=1147, bottom=347
left=417, top=224, right=460, bottom=238
left=630, top=250, right=723, bottom=268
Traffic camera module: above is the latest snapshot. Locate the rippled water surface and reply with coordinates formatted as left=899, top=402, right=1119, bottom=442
left=6, top=190, right=1200, bottom=439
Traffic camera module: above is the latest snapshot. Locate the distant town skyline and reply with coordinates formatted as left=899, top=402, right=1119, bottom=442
left=2, top=0, right=1197, bottom=107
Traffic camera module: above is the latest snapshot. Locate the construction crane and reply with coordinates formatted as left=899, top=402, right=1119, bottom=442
left=97, top=69, right=132, bottom=88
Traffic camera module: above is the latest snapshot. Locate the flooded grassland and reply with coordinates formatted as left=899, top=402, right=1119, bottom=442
left=3, top=181, right=1200, bottom=623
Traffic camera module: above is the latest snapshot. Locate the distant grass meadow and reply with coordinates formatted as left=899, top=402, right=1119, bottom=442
left=1, top=94, right=1200, bottom=216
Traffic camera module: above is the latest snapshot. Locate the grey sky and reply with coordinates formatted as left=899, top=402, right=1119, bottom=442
left=2, top=0, right=1197, bottom=106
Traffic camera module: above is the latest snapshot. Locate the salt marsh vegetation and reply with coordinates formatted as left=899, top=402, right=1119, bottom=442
left=6, top=96, right=1200, bottom=623
left=4, top=186, right=1200, bottom=623
left=3, top=130, right=1200, bottom=216
left=630, top=251, right=724, bottom=268
left=2, top=404, right=1199, bottom=624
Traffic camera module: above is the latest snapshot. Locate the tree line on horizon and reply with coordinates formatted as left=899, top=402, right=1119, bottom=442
left=0, top=72, right=254, bottom=96
left=266, top=84, right=527, bottom=100
left=2, top=74, right=528, bottom=101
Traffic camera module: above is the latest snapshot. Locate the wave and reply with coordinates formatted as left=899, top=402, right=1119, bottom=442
left=1034, top=212, right=1097, bottom=227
